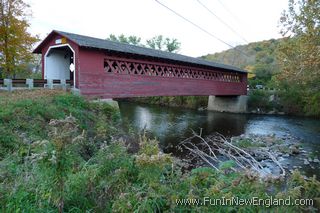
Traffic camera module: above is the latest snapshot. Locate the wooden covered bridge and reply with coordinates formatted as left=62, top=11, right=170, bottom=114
left=32, top=30, right=248, bottom=112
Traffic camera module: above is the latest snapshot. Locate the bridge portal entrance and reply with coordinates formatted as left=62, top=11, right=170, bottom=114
left=44, top=44, right=75, bottom=84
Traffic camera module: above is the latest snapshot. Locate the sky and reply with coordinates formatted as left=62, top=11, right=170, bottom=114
left=26, top=0, right=289, bottom=57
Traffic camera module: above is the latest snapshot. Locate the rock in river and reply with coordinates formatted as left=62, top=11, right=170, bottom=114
left=289, top=145, right=300, bottom=154
left=304, top=159, right=310, bottom=165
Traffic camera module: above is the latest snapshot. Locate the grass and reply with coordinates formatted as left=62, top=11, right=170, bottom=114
left=0, top=89, right=65, bottom=103
left=0, top=90, right=319, bottom=212
left=233, top=138, right=268, bottom=149
left=235, top=138, right=256, bottom=148
left=0, top=90, right=120, bottom=160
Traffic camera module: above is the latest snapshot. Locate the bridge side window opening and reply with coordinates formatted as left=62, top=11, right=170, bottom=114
left=103, top=58, right=242, bottom=83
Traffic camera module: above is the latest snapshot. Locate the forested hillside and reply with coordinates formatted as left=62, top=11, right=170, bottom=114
left=201, top=38, right=282, bottom=87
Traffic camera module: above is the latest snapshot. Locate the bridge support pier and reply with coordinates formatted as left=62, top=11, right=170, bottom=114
left=207, top=95, right=247, bottom=113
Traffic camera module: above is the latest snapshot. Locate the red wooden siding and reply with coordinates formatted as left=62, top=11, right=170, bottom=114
left=78, top=48, right=247, bottom=99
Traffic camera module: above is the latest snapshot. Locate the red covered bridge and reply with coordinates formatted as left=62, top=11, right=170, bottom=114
left=33, top=30, right=247, bottom=101
left=33, top=30, right=248, bottom=112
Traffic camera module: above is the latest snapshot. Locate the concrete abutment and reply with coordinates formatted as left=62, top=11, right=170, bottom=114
left=207, top=95, right=247, bottom=113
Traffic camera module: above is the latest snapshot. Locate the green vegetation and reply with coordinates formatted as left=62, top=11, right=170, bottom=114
left=0, top=90, right=120, bottom=160
left=234, top=138, right=260, bottom=149
left=0, top=90, right=319, bottom=212
left=128, top=96, right=208, bottom=109
left=201, top=38, right=281, bottom=89
left=107, top=34, right=181, bottom=53
left=201, top=0, right=320, bottom=117
left=276, top=0, right=320, bottom=117
left=247, top=90, right=282, bottom=112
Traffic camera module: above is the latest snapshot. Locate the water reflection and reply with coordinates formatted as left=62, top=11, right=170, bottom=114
left=134, top=106, right=152, bottom=129
left=119, top=102, right=248, bottom=151
left=206, top=111, right=247, bottom=136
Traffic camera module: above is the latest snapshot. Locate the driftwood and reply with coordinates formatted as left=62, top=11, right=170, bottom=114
left=178, top=130, right=285, bottom=179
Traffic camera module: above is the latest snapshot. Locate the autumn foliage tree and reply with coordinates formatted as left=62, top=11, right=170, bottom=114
left=278, top=0, right=320, bottom=83
left=0, top=0, right=38, bottom=78
left=277, top=0, right=320, bottom=116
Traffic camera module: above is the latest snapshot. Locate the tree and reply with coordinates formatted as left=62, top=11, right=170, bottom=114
left=146, top=35, right=181, bottom=53
left=278, top=0, right=320, bottom=84
left=0, top=0, right=38, bottom=78
left=107, top=34, right=181, bottom=53
left=277, top=0, right=320, bottom=116
left=107, top=34, right=142, bottom=46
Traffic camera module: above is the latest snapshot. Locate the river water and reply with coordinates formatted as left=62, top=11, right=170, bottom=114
left=119, top=102, right=320, bottom=177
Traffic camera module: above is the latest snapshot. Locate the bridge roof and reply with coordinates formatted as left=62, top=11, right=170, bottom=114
left=34, top=30, right=246, bottom=73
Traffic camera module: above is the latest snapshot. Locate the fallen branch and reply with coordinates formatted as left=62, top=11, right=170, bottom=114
left=267, top=151, right=286, bottom=177
left=179, top=131, right=285, bottom=179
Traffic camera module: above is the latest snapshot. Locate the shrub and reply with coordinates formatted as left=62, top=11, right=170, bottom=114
left=248, top=90, right=274, bottom=111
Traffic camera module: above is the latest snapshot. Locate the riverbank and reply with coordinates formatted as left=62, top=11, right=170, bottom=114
left=120, top=96, right=208, bottom=110
left=1, top=90, right=319, bottom=212
left=122, top=95, right=286, bottom=115
left=248, top=89, right=320, bottom=117
left=124, top=92, right=320, bottom=117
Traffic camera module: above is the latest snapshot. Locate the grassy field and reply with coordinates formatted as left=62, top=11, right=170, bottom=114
left=0, top=90, right=319, bottom=212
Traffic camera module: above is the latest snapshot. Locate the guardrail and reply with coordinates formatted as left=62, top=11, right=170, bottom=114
left=0, top=79, right=74, bottom=91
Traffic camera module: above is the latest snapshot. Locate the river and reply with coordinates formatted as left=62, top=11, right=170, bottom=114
left=119, top=101, right=320, bottom=178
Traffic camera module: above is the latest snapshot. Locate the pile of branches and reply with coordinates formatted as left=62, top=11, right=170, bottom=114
left=178, top=130, right=285, bottom=179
